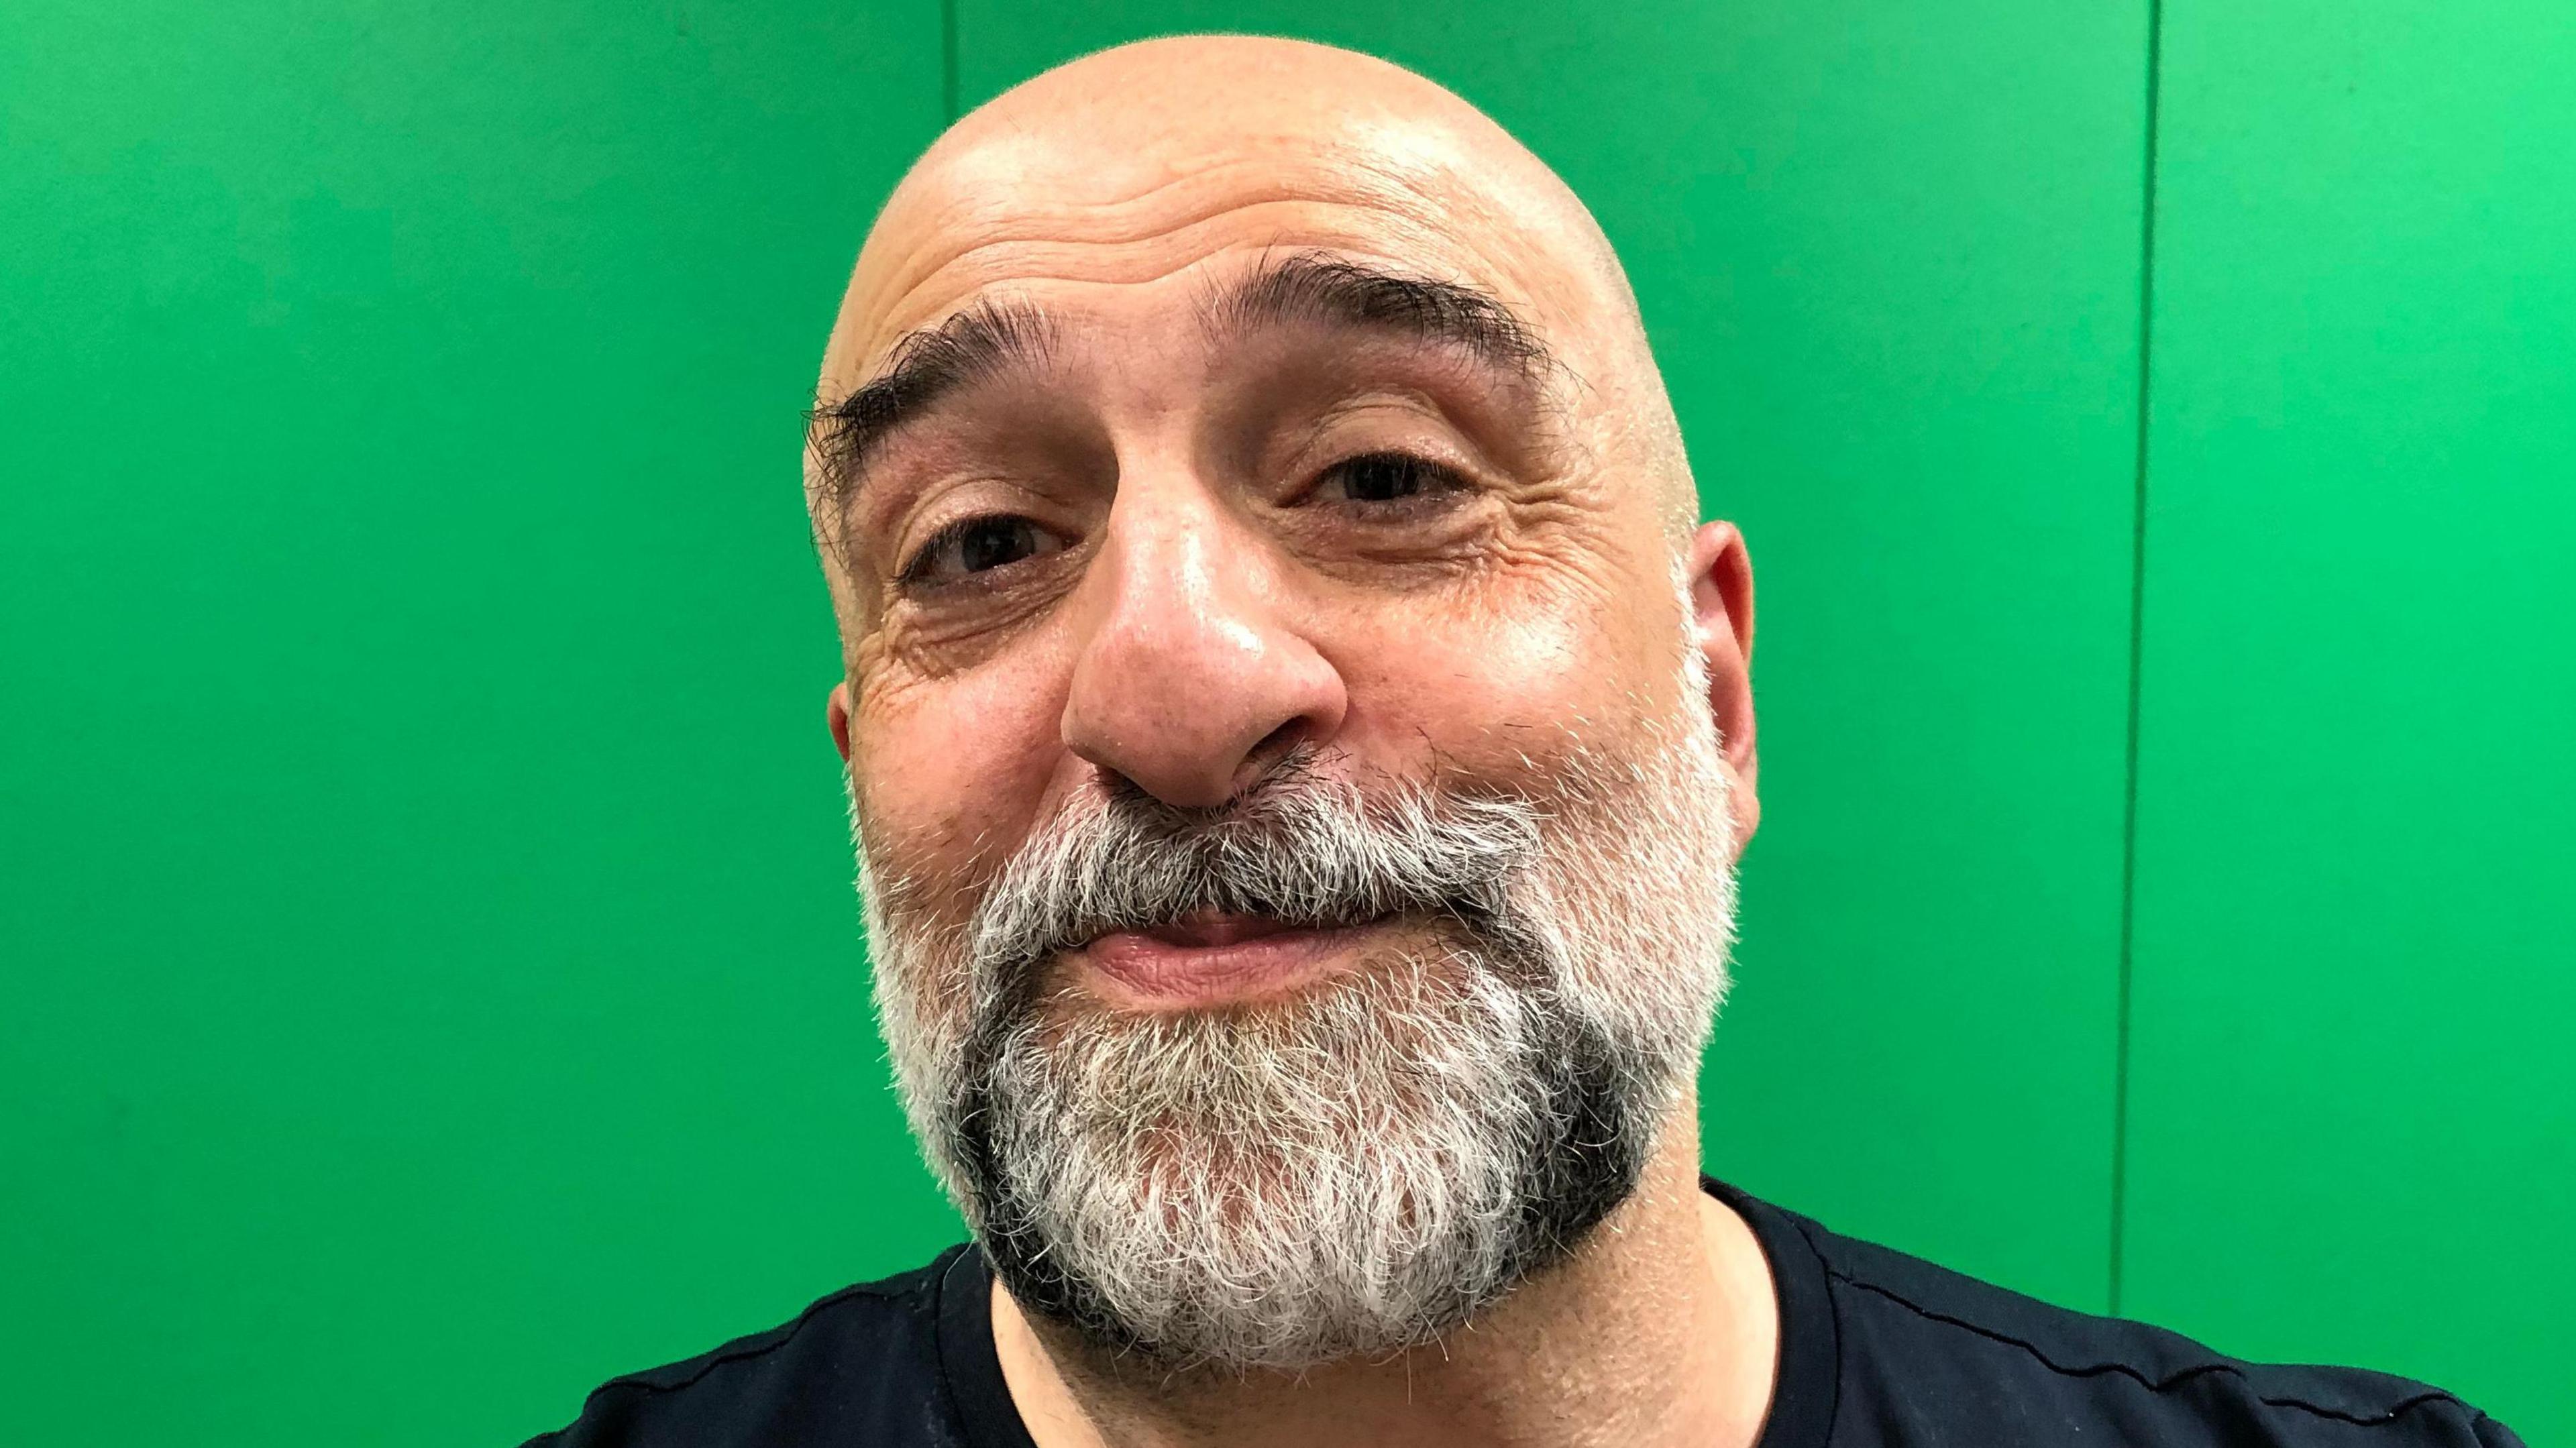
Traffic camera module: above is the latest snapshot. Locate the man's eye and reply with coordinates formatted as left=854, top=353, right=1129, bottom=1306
left=1314, top=452, right=1466, bottom=505
left=900, top=515, right=1065, bottom=586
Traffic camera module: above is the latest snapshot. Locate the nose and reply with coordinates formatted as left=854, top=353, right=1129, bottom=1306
left=1060, top=480, right=1347, bottom=809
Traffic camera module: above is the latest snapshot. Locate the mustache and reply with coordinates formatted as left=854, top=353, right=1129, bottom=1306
left=961, top=752, right=1551, bottom=1001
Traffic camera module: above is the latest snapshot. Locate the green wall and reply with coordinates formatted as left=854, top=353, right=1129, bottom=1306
left=2124, top=0, right=2576, bottom=1426
left=1, top=3, right=2564, bottom=1443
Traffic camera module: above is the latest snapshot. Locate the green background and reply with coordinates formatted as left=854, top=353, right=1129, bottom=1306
left=1, top=1, right=2565, bottom=1443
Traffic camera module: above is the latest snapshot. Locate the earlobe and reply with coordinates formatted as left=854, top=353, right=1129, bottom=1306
left=827, top=681, right=855, bottom=765
left=1686, top=521, right=1760, bottom=844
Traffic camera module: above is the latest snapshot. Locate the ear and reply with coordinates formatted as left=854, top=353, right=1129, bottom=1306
left=1685, top=520, right=1758, bottom=850
left=827, top=680, right=855, bottom=765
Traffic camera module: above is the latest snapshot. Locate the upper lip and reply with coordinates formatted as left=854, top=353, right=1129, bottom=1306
left=1133, top=911, right=1302, bottom=948
left=1085, top=911, right=1382, bottom=950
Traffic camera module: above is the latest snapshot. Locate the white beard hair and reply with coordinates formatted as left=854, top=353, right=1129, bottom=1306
left=850, top=610, right=1739, bottom=1372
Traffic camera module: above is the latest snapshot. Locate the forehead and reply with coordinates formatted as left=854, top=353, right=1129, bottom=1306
left=824, top=116, right=1610, bottom=390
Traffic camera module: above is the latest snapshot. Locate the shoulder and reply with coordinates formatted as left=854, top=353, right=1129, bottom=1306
left=1744, top=1193, right=2524, bottom=1447
left=519, top=1246, right=975, bottom=1448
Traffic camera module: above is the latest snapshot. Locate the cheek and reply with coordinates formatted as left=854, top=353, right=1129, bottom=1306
left=1338, top=565, right=1678, bottom=784
left=849, top=643, right=1071, bottom=902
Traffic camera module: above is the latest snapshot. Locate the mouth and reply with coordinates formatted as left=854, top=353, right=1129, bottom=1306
left=1073, top=910, right=1395, bottom=1009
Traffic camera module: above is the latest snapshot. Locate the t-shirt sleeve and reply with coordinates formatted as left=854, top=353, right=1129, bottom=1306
left=514, top=1264, right=967, bottom=1448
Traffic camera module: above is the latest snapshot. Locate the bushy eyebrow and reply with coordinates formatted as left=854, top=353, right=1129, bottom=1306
left=804, top=252, right=1557, bottom=514
left=806, top=297, right=1056, bottom=510
left=1199, top=251, right=1556, bottom=392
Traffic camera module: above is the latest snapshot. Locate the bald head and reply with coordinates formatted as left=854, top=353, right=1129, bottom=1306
left=816, top=36, right=1760, bottom=1374
left=809, top=36, right=1695, bottom=569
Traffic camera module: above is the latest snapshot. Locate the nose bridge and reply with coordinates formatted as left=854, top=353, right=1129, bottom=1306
left=1103, top=469, right=1233, bottom=630
left=1061, top=462, right=1345, bottom=807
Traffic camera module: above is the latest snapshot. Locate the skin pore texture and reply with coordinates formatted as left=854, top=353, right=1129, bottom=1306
left=811, top=35, right=1774, bottom=1448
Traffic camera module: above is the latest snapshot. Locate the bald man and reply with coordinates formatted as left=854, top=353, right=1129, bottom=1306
left=527, top=36, right=2521, bottom=1448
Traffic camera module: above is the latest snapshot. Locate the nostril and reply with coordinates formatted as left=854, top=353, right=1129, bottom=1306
left=1228, top=720, right=1317, bottom=799
left=1248, top=718, right=1306, bottom=765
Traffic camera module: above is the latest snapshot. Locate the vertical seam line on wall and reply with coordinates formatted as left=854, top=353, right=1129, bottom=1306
left=941, top=0, right=961, bottom=123
left=2110, top=0, right=2165, bottom=1321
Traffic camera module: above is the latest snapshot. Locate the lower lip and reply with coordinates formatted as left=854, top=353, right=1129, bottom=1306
left=1076, top=920, right=1385, bottom=1008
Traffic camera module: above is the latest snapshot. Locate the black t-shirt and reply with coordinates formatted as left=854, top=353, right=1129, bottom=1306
left=524, top=1180, right=2526, bottom=1447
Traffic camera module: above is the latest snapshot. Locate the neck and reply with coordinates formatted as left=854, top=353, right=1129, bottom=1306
left=989, top=1104, right=1780, bottom=1448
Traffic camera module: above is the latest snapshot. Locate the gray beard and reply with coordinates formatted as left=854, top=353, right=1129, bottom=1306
left=855, top=677, right=1739, bottom=1372
left=956, top=875, right=1650, bottom=1372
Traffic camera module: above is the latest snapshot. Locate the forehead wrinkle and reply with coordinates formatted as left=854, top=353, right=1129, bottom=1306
left=871, top=146, right=1452, bottom=279
left=837, top=139, right=1529, bottom=372
left=832, top=213, right=1591, bottom=474
left=856, top=201, right=1477, bottom=357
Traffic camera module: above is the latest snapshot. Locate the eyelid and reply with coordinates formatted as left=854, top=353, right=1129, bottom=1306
left=896, top=512, right=1072, bottom=590
left=895, top=514, right=978, bottom=585
left=886, top=479, right=1044, bottom=579
left=1280, top=393, right=1492, bottom=487
left=1301, top=448, right=1478, bottom=505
